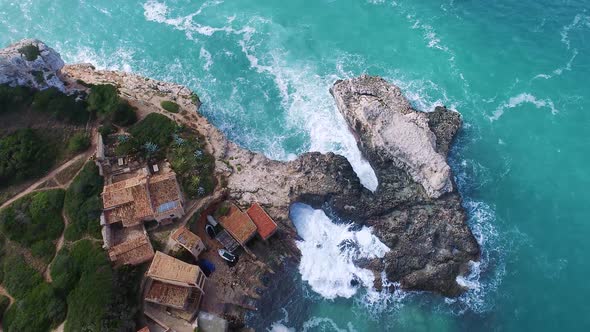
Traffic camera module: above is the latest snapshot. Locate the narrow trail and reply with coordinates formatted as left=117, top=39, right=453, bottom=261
left=0, top=285, right=15, bottom=306
left=44, top=208, right=71, bottom=283
left=0, top=128, right=97, bottom=211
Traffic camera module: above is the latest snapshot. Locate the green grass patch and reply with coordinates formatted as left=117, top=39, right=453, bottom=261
left=160, top=100, right=180, bottom=113
left=64, top=162, right=103, bottom=241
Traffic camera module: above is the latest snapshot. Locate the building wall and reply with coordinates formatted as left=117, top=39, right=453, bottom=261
left=154, top=203, right=185, bottom=223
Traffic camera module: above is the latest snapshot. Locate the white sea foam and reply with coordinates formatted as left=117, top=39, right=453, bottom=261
left=560, top=14, right=590, bottom=50
left=302, top=317, right=355, bottom=332
left=268, top=322, right=296, bottom=332
left=490, top=93, right=558, bottom=121
left=199, top=47, right=213, bottom=71
left=290, top=203, right=389, bottom=300
left=237, top=29, right=379, bottom=190
left=60, top=45, right=134, bottom=72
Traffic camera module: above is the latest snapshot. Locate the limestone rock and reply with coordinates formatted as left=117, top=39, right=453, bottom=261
left=0, top=39, right=66, bottom=91
left=330, top=75, right=454, bottom=198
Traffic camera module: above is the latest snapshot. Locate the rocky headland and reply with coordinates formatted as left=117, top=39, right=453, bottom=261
left=1, top=39, right=480, bottom=298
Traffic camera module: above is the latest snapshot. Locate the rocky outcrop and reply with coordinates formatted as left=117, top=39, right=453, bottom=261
left=0, top=39, right=66, bottom=91
left=59, top=56, right=479, bottom=297
left=330, top=75, right=453, bottom=198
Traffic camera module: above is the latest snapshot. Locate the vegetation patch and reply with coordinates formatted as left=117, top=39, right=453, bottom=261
left=0, top=254, right=66, bottom=332
left=0, top=84, right=90, bottom=124
left=0, top=128, right=56, bottom=188
left=0, top=239, right=143, bottom=332
left=32, top=87, right=90, bottom=124
left=87, top=84, right=137, bottom=126
left=112, top=113, right=216, bottom=198
left=0, top=295, right=9, bottom=320
left=160, top=100, right=180, bottom=113
left=51, top=240, right=143, bottom=332
left=18, top=44, right=40, bottom=61
left=67, top=132, right=91, bottom=153
left=0, top=84, right=34, bottom=113
left=0, top=189, right=65, bottom=262
left=64, top=162, right=103, bottom=241
left=168, top=131, right=216, bottom=198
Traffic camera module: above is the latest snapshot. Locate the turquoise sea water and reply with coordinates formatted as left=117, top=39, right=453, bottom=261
left=2, top=0, right=589, bottom=331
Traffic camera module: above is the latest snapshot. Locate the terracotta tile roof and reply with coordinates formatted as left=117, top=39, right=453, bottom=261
left=171, top=227, right=202, bottom=250
left=137, top=327, right=150, bottom=332
left=145, top=281, right=191, bottom=309
left=102, top=175, right=153, bottom=226
left=147, top=252, right=203, bottom=285
left=102, top=175, right=148, bottom=209
left=246, top=203, right=278, bottom=240
left=149, top=172, right=182, bottom=212
left=108, top=234, right=154, bottom=266
left=218, top=204, right=257, bottom=245
left=102, top=169, right=183, bottom=226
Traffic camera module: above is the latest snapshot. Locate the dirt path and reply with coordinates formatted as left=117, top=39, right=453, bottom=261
left=44, top=208, right=71, bottom=283
left=0, top=154, right=85, bottom=210
left=0, top=129, right=97, bottom=212
left=0, top=285, right=14, bottom=306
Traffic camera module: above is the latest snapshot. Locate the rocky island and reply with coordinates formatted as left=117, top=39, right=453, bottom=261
left=0, top=39, right=479, bottom=331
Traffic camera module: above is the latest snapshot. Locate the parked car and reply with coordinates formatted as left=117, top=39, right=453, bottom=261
left=205, top=224, right=216, bottom=239
left=206, top=215, right=219, bottom=227
left=218, top=249, right=237, bottom=263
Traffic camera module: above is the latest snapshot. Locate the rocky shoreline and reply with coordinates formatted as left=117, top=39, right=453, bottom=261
left=3, top=39, right=480, bottom=305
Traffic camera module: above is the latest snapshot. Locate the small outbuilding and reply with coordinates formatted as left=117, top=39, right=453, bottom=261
left=171, top=226, right=206, bottom=259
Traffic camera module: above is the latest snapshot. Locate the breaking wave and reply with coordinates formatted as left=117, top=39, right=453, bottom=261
left=290, top=203, right=389, bottom=300
left=490, top=93, right=559, bottom=121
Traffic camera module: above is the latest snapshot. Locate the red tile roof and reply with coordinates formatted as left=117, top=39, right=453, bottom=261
left=246, top=203, right=277, bottom=240
left=218, top=204, right=257, bottom=245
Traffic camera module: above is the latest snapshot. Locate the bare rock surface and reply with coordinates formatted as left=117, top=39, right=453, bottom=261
left=331, top=75, right=454, bottom=198
left=0, top=39, right=66, bottom=91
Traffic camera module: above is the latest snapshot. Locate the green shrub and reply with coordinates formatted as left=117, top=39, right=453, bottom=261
left=0, top=84, right=34, bottom=113
left=161, top=100, right=180, bottom=113
left=32, top=87, right=89, bottom=124
left=112, top=100, right=137, bottom=126
left=52, top=241, right=142, bottom=332
left=32, top=70, right=44, bottom=84
left=1, top=255, right=44, bottom=299
left=0, top=190, right=65, bottom=262
left=87, top=84, right=119, bottom=117
left=87, top=84, right=137, bottom=127
left=168, top=132, right=215, bottom=198
left=0, top=295, right=9, bottom=320
left=0, top=129, right=56, bottom=187
left=98, top=123, right=115, bottom=139
left=3, top=283, right=66, bottom=332
left=18, top=44, right=40, bottom=61
left=67, top=132, right=91, bottom=153
left=64, top=163, right=103, bottom=241
left=129, top=113, right=177, bottom=159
